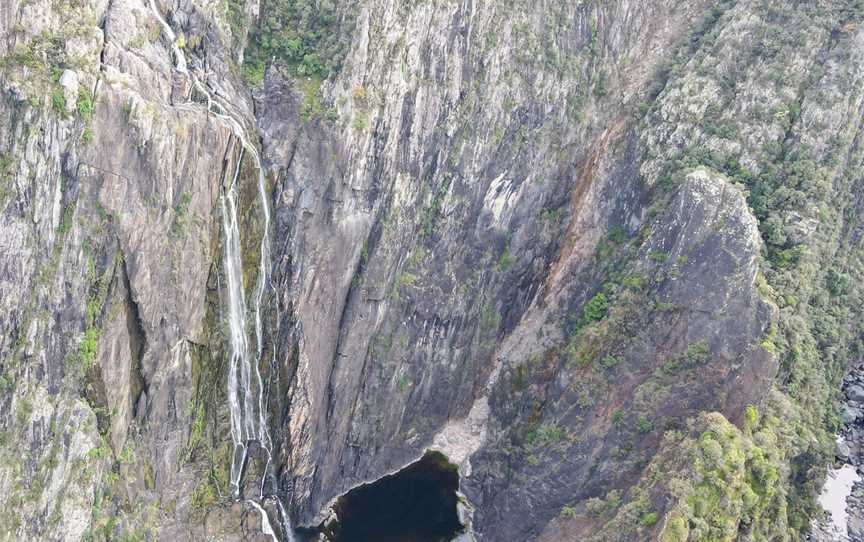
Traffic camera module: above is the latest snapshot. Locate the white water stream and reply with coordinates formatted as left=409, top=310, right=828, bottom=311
left=818, top=463, right=859, bottom=540
left=816, top=436, right=860, bottom=541
left=146, top=1, right=291, bottom=540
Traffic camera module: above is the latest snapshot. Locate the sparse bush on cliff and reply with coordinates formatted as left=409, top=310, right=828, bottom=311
left=584, top=292, right=609, bottom=322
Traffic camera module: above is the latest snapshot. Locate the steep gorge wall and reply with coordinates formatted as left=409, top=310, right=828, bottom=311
left=1, top=0, right=863, bottom=541
left=0, top=0, right=271, bottom=538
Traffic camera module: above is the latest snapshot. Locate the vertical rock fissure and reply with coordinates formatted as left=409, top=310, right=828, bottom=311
left=145, top=1, right=291, bottom=539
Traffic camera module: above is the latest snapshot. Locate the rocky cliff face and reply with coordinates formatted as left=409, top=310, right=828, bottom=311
left=1, top=0, right=863, bottom=541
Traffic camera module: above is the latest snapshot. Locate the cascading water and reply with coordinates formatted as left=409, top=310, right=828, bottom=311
left=220, top=150, right=258, bottom=493
left=146, top=1, right=291, bottom=540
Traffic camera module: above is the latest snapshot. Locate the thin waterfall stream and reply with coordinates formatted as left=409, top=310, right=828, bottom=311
left=146, top=1, right=292, bottom=539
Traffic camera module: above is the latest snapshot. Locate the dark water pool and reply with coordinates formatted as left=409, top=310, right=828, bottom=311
left=319, top=451, right=464, bottom=542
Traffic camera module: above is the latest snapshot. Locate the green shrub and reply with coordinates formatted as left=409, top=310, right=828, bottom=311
left=561, top=505, right=577, bottom=519
left=636, top=416, right=654, bottom=434
left=87, top=438, right=109, bottom=460
left=600, top=354, right=622, bottom=370
left=661, top=342, right=710, bottom=375
left=526, top=423, right=566, bottom=447
left=662, top=515, right=689, bottom=542
left=584, top=292, right=609, bottom=322
left=353, top=112, right=368, bottom=130
left=641, top=512, right=659, bottom=527
left=585, top=497, right=606, bottom=515
left=86, top=297, right=102, bottom=327
left=608, top=224, right=628, bottom=244
left=190, top=474, right=219, bottom=510
left=76, top=89, right=93, bottom=121
left=397, top=272, right=418, bottom=288
left=744, top=405, right=759, bottom=432
left=79, top=327, right=99, bottom=369
left=57, top=205, right=75, bottom=235
left=622, top=274, right=646, bottom=290
left=586, top=489, right=622, bottom=516
left=242, top=58, right=266, bottom=86
left=51, top=89, right=66, bottom=114
left=298, top=77, right=323, bottom=121
left=648, top=250, right=668, bottom=263
left=184, top=402, right=205, bottom=462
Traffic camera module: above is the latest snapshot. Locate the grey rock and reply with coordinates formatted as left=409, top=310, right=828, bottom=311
left=848, top=384, right=864, bottom=403
left=58, top=70, right=79, bottom=114
left=842, top=405, right=861, bottom=425
left=838, top=441, right=853, bottom=461
left=1, top=0, right=864, bottom=541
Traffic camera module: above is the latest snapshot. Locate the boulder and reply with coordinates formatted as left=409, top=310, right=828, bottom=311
left=58, top=69, right=79, bottom=114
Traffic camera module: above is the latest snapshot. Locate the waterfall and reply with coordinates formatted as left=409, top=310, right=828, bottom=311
left=219, top=152, right=258, bottom=493
left=248, top=499, right=280, bottom=542
left=146, top=1, right=291, bottom=540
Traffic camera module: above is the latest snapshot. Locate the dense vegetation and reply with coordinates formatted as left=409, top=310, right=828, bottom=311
left=242, top=0, right=355, bottom=83
left=641, top=1, right=864, bottom=539
left=495, top=1, right=864, bottom=540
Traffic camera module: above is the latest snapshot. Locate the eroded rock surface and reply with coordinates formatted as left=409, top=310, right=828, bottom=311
left=1, top=0, right=864, bottom=541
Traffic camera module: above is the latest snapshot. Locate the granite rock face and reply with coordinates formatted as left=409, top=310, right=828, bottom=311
left=0, top=0, right=263, bottom=538
left=1, top=0, right=864, bottom=541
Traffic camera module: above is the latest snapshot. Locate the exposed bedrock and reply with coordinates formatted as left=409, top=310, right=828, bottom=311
left=2, top=0, right=864, bottom=541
